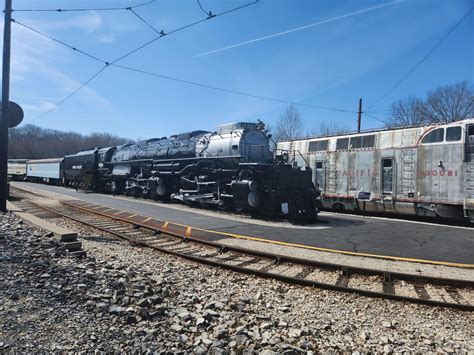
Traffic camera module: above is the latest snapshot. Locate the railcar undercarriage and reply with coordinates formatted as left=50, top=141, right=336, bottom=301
left=104, top=160, right=317, bottom=221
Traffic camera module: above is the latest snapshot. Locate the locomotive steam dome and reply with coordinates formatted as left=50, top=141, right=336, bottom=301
left=197, top=122, right=272, bottom=164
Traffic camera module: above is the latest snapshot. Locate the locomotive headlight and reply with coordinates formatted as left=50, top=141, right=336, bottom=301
left=156, top=177, right=165, bottom=185
left=248, top=180, right=258, bottom=192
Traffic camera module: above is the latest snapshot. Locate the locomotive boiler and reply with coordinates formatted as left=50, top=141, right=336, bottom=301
left=62, top=121, right=317, bottom=221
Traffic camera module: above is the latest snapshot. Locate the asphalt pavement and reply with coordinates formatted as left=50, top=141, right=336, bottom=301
left=13, top=182, right=474, bottom=265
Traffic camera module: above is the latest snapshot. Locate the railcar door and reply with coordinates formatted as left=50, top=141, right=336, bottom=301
left=381, top=157, right=395, bottom=211
left=465, top=125, right=474, bottom=219
left=314, top=161, right=325, bottom=193
left=381, top=158, right=394, bottom=196
left=466, top=125, right=474, bottom=162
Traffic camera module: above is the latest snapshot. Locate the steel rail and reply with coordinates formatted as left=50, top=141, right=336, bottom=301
left=9, top=186, right=474, bottom=311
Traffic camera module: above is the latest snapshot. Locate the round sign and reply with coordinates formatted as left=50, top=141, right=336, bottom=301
left=0, top=101, right=24, bottom=128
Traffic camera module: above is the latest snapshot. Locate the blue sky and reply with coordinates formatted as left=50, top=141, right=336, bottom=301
left=5, top=0, right=474, bottom=139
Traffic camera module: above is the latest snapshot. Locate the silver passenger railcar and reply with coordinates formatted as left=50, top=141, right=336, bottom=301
left=278, top=118, right=474, bottom=223
left=7, top=159, right=27, bottom=180
left=26, top=158, right=64, bottom=184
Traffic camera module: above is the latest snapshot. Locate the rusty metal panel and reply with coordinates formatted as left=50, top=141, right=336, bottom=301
left=276, top=119, right=474, bottom=216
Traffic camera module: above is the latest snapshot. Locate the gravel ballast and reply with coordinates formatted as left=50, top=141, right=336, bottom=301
left=0, top=212, right=473, bottom=353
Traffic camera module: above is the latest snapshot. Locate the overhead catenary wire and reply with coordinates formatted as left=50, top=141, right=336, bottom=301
left=129, top=8, right=165, bottom=35
left=13, top=19, right=108, bottom=65
left=368, top=6, right=474, bottom=110
left=14, top=0, right=260, bottom=122
left=111, top=64, right=358, bottom=113
left=29, top=66, right=109, bottom=123
left=364, top=112, right=389, bottom=125
left=196, top=0, right=213, bottom=17
left=15, top=20, right=358, bottom=115
left=110, top=0, right=260, bottom=64
left=12, top=0, right=157, bottom=12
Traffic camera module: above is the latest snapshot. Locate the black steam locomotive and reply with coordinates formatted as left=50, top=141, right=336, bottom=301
left=60, top=122, right=317, bottom=221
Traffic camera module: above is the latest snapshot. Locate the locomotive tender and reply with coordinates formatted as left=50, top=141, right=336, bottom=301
left=278, top=118, right=474, bottom=223
left=37, top=121, right=317, bottom=221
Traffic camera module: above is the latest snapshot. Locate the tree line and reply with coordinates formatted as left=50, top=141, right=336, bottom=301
left=8, top=124, right=132, bottom=159
left=8, top=81, right=472, bottom=158
left=388, top=81, right=473, bottom=127
left=273, top=81, right=474, bottom=142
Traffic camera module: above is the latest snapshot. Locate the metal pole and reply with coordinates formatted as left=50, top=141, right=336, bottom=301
left=1, top=0, right=12, bottom=212
left=357, top=97, right=362, bottom=133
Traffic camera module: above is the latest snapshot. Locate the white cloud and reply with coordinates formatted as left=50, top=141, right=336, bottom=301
left=21, top=100, right=56, bottom=113
left=95, top=33, right=116, bottom=43
left=8, top=17, right=115, bottom=124
left=37, top=11, right=103, bottom=34
left=194, top=1, right=404, bottom=57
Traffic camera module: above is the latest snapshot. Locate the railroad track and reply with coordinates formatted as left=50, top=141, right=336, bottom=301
left=9, top=186, right=474, bottom=311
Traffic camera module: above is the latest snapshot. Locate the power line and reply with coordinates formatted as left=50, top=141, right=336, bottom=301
left=28, top=65, right=108, bottom=123
left=368, top=6, right=474, bottom=110
left=13, top=19, right=108, bottom=65
left=14, top=1, right=260, bottom=122
left=129, top=8, right=165, bottom=35
left=364, top=112, right=389, bottom=124
left=196, top=0, right=213, bottom=18
left=111, top=63, right=358, bottom=113
left=12, top=0, right=156, bottom=12
left=15, top=15, right=358, bottom=120
left=110, top=0, right=260, bottom=64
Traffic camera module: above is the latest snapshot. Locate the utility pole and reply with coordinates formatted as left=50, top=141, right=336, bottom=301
left=1, top=0, right=12, bottom=212
left=357, top=97, right=362, bottom=133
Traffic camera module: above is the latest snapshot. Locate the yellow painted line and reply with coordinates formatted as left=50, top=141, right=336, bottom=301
left=185, top=227, right=192, bottom=237
left=62, top=201, right=474, bottom=269
left=153, top=219, right=474, bottom=269
left=142, top=217, right=152, bottom=223
left=112, top=211, right=125, bottom=216
left=126, top=214, right=137, bottom=219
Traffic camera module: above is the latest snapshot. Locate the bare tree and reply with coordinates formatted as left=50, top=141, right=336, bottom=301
left=387, top=81, right=473, bottom=127
left=421, top=81, right=474, bottom=123
left=388, top=96, right=426, bottom=127
left=274, top=105, right=304, bottom=142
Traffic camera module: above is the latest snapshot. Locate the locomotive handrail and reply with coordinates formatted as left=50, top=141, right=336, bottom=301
left=274, top=148, right=311, bottom=168
left=107, top=155, right=245, bottom=165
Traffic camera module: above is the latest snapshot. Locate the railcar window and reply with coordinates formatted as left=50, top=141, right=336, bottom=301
left=308, top=140, right=329, bottom=152
left=468, top=125, right=474, bottom=136
left=350, top=136, right=362, bottom=149
left=421, top=128, right=444, bottom=144
left=362, top=135, right=375, bottom=148
left=446, top=127, right=462, bottom=142
left=336, top=138, right=349, bottom=150
left=318, top=140, right=328, bottom=151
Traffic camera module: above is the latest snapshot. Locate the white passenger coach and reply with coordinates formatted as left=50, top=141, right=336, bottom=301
left=278, top=118, right=474, bottom=223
